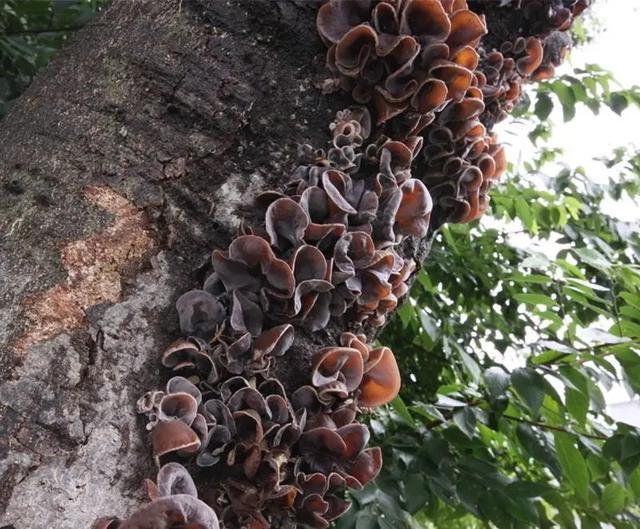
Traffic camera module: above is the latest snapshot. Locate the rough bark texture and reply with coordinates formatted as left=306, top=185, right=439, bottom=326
left=0, top=1, right=347, bottom=526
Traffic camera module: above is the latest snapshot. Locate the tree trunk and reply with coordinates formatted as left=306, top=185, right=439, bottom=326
left=0, top=0, right=575, bottom=527
left=0, top=1, right=343, bottom=526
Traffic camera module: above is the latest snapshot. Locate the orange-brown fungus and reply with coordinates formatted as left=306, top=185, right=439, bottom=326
left=106, top=2, right=591, bottom=529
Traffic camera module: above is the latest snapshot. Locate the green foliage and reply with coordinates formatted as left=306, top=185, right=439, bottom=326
left=340, top=71, right=640, bottom=528
left=514, top=64, right=640, bottom=148
left=0, top=0, right=103, bottom=117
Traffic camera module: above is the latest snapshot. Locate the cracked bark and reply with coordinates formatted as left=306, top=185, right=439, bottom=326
left=0, top=1, right=339, bottom=526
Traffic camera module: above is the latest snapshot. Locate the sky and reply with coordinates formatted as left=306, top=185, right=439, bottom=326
left=498, top=0, right=640, bottom=171
left=489, top=1, right=640, bottom=422
left=555, top=0, right=640, bottom=165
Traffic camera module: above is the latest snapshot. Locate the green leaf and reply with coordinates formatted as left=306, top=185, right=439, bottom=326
left=566, top=387, right=589, bottom=425
left=515, top=197, right=535, bottom=232
left=629, top=467, right=640, bottom=500
left=609, top=92, right=629, bottom=115
left=586, top=453, right=610, bottom=481
left=601, top=482, right=626, bottom=515
left=441, top=225, right=459, bottom=255
left=559, top=367, right=590, bottom=425
left=391, top=396, right=417, bottom=429
left=620, top=304, right=640, bottom=322
left=512, top=367, right=546, bottom=415
left=436, top=395, right=467, bottom=408
left=573, top=247, right=612, bottom=272
left=535, top=92, right=554, bottom=120
left=458, top=348, right=482, bottom=382
left=555, top=432, right=590, bottom=504
left=552, top=81, right=577, bottom=121
left=505, top=480, right=553, bottom=498
left=396, top=302, right=414, bottom=328
left=507, top=273, right=553, bottom=285
left=501, top=493, right=540, bottom=525
left=620, top=319, right=640, bottom=338
left=513, top=293, right=557, bottom=307
left=620, top=292, right=640, bottom=311
left=410, top=402, right=445, bottom=422
left=547, top=492, right=577, bottom=529
left=355, top=512, right=377, bottom=529
left=403, top=474, right=429, bottom=513
left=419, top=310, right=440, bottom=343
left=580, top=516, right=601, bottom=529
left=453, top=407, right=477, bottom=439
left=484, top=367, right=511, bottom=399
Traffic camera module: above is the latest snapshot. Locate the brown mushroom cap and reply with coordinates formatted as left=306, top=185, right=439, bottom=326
left=338, top=423, right=370, bottom=459
left=161, top=339, right=217, bottom=383
left=175, top=289, right=224, bottom=339
left=118, top=495, right=219, bottom=529
left=92, top=518, right=121, bottom=529
left=348, top=446, right=383, bottom=488
left=230, top=290, right=264, bottom=336
left=213, top=235, right=295, bottom=297
left=400, top=0, right=451, bottom=43
left=358, top=346, right=401, bottom=407
left=155, top=462, right=199, bottom=498
left=516, top=37, right=544, bottom=76
left=152, top=420, right=201, bottom=464
left=395, top=178, right=433, bottom=237
left=266, top=197, right=310, bottom=248
left=158, top=393, right=199, bottom=426
left=254, top=324, right=295, bottom=358
left=316, top=0, right=372, bottom=46
left=312, top=347, right=365, bottom=394
left=166, top=376, right=202, bottom=405
left=445, top=9, right=487, bottom=53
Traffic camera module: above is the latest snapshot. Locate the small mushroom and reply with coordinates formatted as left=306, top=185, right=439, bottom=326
left=311, top=347, right=364, bottom=401
left=158, top=393, right=199, bottom=426
left=254, top=324, right=295, bottom=358
left=400, top=0, right=451, bottom=43
left=359, top=346, right=402, bottom=407
left=94, top=462, right=219, bottom=529
left=175, top=289, right=224, bottom=339
left=395, top=179, right=432, bottom=238
left=516, top=37, right=544, bottom=76
left=197, top=425, right=233, bottom=468
left=316, top=0, right=373, bottom=46
left=265, top=197, right=310, bottom=248
left=161, top=339, right=217, bottom=383
left=333, top=231, right=375, bottom=278
left=230, top=290, right=264, bottom=336
left=347, top=447, right=382, bottom=488
left=118, top=495, right=219, bottom=529
left=334, top=24, right=378, bottom=77
left=152, top=419, right=201, bottom=464
left=166, top=376, right=202, bottom=405
left=154, top=462, right=199, bottom=498
left=411, top=78, right=448, bottom=114
left=445, top=9, right=486, bottom=53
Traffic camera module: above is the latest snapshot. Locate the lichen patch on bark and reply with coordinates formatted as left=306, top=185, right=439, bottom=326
left=13, top=186, right=153, bottom=354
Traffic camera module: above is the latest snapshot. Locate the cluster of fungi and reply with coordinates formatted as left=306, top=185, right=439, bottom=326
left=93, top=1, right=589, bottom=528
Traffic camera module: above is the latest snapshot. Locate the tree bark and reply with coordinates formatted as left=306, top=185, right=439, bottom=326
left=0, top=1, right=345, bottom=527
